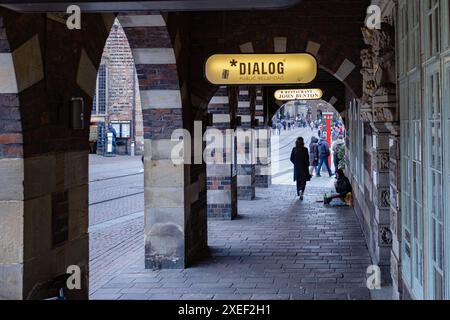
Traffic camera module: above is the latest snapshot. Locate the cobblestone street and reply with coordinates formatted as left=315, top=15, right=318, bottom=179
left=88, top=155, right=144, bottom=293
left=90, top=162, right=373, bottom=300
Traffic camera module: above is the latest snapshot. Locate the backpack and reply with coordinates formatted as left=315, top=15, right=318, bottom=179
left=319, top=142, right=330, bottom=157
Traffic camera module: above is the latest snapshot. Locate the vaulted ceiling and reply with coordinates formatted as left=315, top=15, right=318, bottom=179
left=181, top=0, right=371, bottom=108
left=0, top=0, right=303, bottom=12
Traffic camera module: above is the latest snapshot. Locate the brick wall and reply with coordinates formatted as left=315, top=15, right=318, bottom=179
left=183, top=0, right=370, bottom=110
left=96, top=20, right=144, bottom=154
left=206, top=87, right=238, bottom=220
left=0, top=94, right=22, bottom=158
left=254, top=88, right=271, bottom=188
left=236, top=87, right=256, bottom=200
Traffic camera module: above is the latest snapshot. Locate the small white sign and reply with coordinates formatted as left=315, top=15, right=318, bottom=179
left=107, top=132, right=113, bottom=153
left=274, top=88, right=323, bottom=101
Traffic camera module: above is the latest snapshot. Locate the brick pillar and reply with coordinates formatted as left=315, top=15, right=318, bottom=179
left=236, top=87, right=256, bottom=200
left=121, top=13, right=207, bottom=268
left=0, top=10, right=24, bottom=299
left=371, top=123, right=393, bottom=284
left=0, top=12, right=114, bottom=299
left=206, top=87, right=238, bottom=219
left=254, top=88, right=271, bottom=188
left=0, top=51, right=24, bottom=299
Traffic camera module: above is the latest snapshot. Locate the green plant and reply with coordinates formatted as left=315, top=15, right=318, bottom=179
left=338, top=144, right=346, bottom=170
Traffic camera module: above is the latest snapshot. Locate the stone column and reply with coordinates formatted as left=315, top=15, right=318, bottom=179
left=144, top=132, right=187, bottom=269
left=0, top=95, right=24, bottom=300
left=236, top=87, right=256, bottom=200
left=254, top=88, right=271, bottom=188
left=206, top=87, right=238, bottom=220
left=371, top=123, right=393, bottom=284
left=121, top=12, right=207, bottom=268
left=0, top=13, right=103, bottom=299
left=360, top=18, right=397, bottom=287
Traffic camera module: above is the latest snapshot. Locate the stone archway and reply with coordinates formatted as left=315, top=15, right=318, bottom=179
left=117, top=12, right=208, bottom=269
left=0, top=9, right=208, bottom=299
left=268, top=99, right=347, bottom=187
left=0, top=8, right=113, bottom=299
left=0, top=13, right=24, bottom=300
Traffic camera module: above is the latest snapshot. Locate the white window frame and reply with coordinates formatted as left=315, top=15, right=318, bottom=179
left=408, top=0, right=421, bottom=72
left=443, top=56, right=450, bottom=299
left=423, top=0, right=441, bottom=60
left=399, top=0, right=409, bottom=76
left=400, top=78, right=412, bottom=290
left=442, top=0, right=450, bottom=52
left=399, top=0, right=450, bottom=300
left=400, top=72, right=425, bottom=299
left=423, top=61, right=444, bottom=300
left=410, top=74, right=425, bottom=298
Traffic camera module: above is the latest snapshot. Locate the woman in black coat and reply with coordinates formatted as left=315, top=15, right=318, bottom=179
left=290, top=137, right=311, bottom=200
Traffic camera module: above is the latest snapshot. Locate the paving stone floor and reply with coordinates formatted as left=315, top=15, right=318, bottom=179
left=90, top=182, right=373, bottom=300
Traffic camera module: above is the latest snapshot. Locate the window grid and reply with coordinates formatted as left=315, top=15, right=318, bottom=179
left=445, top=63, right=450, bottom=299
left=426, top=69, right=444, bottom=300
left=399, top=1, right=408, bottom=76
left=425, top=0, right=441, bottom=59
left=92, top=94, right=97, bottom=115
left=446, top=0, right=450, bottom=49
left=97, top=64, right=107, bottom=115
left=411, top=79, right=424, bottom=289
left=400, top=80, right=412, bottom=282
left=408, top=0, right=420, bottom=71
left=401, top=0, right=449, bottom=300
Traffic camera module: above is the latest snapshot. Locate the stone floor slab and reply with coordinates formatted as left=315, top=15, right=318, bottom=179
left=92, top=183, right=373, bottom=300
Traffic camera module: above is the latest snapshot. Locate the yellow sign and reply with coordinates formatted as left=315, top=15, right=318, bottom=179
left=274, top=88, right=323, bottom=101
left=205, top=53, right=317, bottom=85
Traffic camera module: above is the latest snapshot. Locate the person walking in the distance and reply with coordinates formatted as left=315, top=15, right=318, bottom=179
left=309, top=136, right=319, bottom=177
left=290, top=137, right=311, bottom=200
left=316, top=135, right=333, bottom=177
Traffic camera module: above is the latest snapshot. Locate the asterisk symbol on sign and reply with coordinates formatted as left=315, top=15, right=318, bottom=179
left=230, top=59, right=238, bottom=67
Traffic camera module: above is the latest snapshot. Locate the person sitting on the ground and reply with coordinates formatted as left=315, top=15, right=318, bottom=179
left=324, top=169, right=352, bottom=205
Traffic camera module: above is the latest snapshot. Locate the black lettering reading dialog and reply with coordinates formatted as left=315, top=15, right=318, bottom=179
left=239, top=62, right=285, bottom=75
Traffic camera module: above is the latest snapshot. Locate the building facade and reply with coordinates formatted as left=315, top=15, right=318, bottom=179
left=397, top=0, right=450, bottom=300
left=90, top=19, right=144, bottom=155
left=347, top=0, right=450, bottom=299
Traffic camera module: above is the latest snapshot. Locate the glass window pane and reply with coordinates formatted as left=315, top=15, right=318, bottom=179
left=122, top=124, right=131, bottom=138
left=112, top=123, right=120, bottom=134
left=448, top=0, right=450, bottom=48
left=435, top=269, right=443, bottom=299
